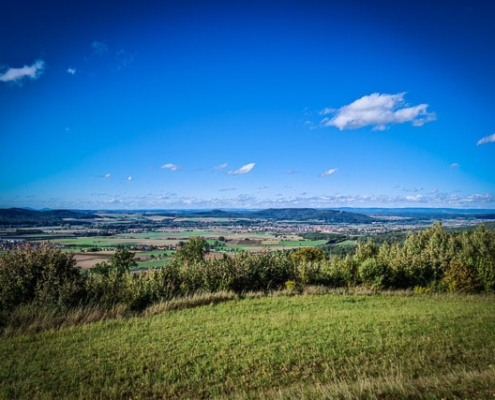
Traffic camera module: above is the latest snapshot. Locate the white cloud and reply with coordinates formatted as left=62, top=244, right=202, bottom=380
left=0, top=60, right=45, bottom=84
left=403, top=187, right=423, bottom=193
left=161, top=163, right=180, bottom=171
left=92, top=41, right=108, bottom=55
left=319, top=107, right=335, bottom=116
left=104, top=173, right=111, bottom=178
left=67, top=67, right=76, bottom=75
left=405, top=195, right=424, bottom=202
left=477, top=133, right=495, bottom=146
left=450, top=163, right=460, bottom=168
left=319, top=168, right=338, bottom=177
left=213, top=163, right=228, bottom=171
left=127, top=176, right=133, bottom=181
left=228, top=163, right=255, bottom=175
left=463, top=193, right=495, bottom=203
left=320, top=92, right=436, bottom=131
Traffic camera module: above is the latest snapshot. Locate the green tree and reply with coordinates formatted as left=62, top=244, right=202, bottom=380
left=355, top=238, right=379, bottom=264
left=290, top=247, right=326, bottom=263
left=92, top=247, right=137, bottom=277
left=174, top=237, right=209, bottom=264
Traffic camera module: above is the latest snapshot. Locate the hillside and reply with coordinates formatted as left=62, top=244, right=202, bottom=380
left=154, top=208, right=377, bottom=223
left=1, top=294, right=494, bottom=399
left=249, top=208, right=375, bottom=223
left=0, top=208, right=98, bottom=226
left=337, top=207, right=495, bottom=220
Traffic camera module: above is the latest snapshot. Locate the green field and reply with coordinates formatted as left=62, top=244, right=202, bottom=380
left=334, top=239, right=358, bottom=247
left=135, top=258, right=170, bottom=269
left=1, top=293, right=494, bottom=399
left=56, top=237, right=139, bottom=248
left=278, top=239, right=328, bottom=247
left=114, top=232, right=170, bottom=239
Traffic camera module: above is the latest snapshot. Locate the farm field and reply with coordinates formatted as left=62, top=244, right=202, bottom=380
left=1, top=293, right=494, bottom=399
left=38, top=230, right=331, bottom=269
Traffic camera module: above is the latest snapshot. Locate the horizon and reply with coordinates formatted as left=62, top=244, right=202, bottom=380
left=3, top=206, right=495, bottom=213
left=1, top=0, right=495, bottom=210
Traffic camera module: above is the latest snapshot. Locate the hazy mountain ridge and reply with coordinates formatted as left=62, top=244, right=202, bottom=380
left=336, top=207, right=495, bottom=220
left=0, top=208, right=99, bottom=226
left=248, top=208, right=375, bottom=223
left=2, top=207, right=495, bottom=227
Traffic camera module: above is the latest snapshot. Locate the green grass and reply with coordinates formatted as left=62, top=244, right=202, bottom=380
left=278, top=239, right=328, bottom=247
left=334, top=239, right=358, bottom=247
left=114, top=232, right=169, bottom=239
left=56, top=237, right=139, bottom=248
left=169, top=230, right=216, bottom=236
left=135, top=259, right=169, bottom=269
left=1, top=292, right=495, bottom=399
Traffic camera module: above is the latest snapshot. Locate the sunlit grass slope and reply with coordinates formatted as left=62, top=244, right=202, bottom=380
left=1, top=293, right=495, bottom=399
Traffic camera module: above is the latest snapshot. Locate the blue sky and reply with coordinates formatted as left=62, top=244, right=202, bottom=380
left=1, top=0, right=495, bottom=210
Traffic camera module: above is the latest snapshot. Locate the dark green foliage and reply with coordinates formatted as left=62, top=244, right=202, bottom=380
left=0, top=208, right=98, bottom=226
left=0, top=244, right=84, bottom=311
left=92, top=247, right=138, bottom=277
left=249, top=208, right=376, bottom=223
left=152, top=207, right=376, bottom=223
left=358, top=258, right=388, bottom=288
left=291, top=247, right=326, bottom=263
left=300, top=232, right=348, bottom=243
left=174, top=236, right=209, bottom=264
left=85, top=248, right=144, bottom=309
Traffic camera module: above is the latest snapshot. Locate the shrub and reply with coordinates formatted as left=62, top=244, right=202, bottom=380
left=442, top=261, right=479, bottom=293
left=0, top=243, right=84, bottom=311
left=358, top=257, right=388, bottom=288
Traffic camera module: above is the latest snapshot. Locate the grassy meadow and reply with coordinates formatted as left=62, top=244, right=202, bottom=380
left=1, top=292, right=495, bottom=399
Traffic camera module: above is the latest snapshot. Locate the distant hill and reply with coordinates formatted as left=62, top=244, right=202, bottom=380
left=248, top=208, right=375, bottom=223
left=336, top=207, right=495, bottom=220
left=187, top=209, right=249, bottom=219
left=0, top=208, right=98, bottom=226
left=150, top=208, right=376, bottom=223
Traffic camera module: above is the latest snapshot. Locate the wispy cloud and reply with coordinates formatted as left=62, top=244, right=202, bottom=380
left=477, top=133, right=495, bottom=146
left=0, top=60, right=45, bottom=84
left=319, top=168, right=338, bottom=177
left=92, top=41, right=108, bottom=55
left=67, top=67, right=76, bottom=75
left=320, top=92, right=436, bottom=131
left=161, top=163, right=180, bottom=171
left=127, top=176, right=133, bottom=181
left=104, top=173, right=111, bottom=179
left=116, top=49, right=135, bottom=70
left=450, top=163, right=460, bottom=168
left=403, top=187, right=423, bottom=193
left=228, top=163, right=255, bottom=175
left=213, top=162, right=228, bottom=171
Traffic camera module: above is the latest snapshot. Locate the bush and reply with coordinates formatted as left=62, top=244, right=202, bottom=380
left=0, top=244, right=84, bottom=311
left=358, top=257, right=388, bottom=288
